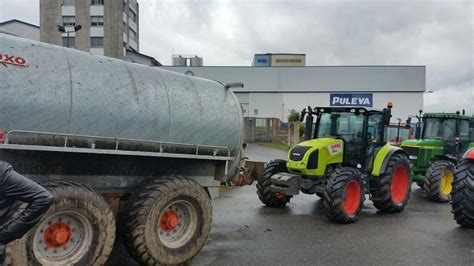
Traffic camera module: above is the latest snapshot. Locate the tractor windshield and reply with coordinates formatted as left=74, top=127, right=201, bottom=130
left=423, top=118, right=456, bottom=140
left=317, top=112, right=365, bottom=143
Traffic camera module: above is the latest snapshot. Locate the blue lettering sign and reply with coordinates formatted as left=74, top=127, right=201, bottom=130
left=330, top=93, right=373, bottom=107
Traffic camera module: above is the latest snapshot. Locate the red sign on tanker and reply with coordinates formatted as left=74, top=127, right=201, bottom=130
left=0, top=53, right=28, bottom=67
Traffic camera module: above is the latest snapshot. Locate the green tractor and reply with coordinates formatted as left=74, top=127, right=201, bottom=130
left=257, top=103, right=412, bottom=224
left=401, top=111, right=474, bottom=202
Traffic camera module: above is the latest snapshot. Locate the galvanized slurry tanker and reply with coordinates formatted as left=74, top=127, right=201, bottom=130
left=401, top=111, right=474, bottom=202
left=451, top=148, right=474, bottom=228
left=0, top=34, right=243, bottom=265
left=257, top=103, right=412, bottom=224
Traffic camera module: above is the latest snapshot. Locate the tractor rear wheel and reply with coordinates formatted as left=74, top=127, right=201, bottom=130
left=6, top=182, right=115, bottom=266
left=451, top=159, right=474, bottom=228
left=122, top=176, right=212, bottom=265
left=324, top=167, right=364, bottom=224
left=256, top=160, right=292, bottom=207
left=425, top=160, right=455, bottom=202
left=371, top=153, right=411, bottom=213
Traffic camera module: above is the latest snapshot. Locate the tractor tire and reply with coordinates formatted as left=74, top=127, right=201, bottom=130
left=122, top=176, right=212, bottom=265
left=371, top=153, right=411, bottom=213
left=6, top=182, right=115, bottom=266
left=316, top=192, right=324, bottom=198
left=256, top=160, right=291, bottom=207
left=451, top=159, right=474, bottom=228
left=324, top=167, right=364, bottom=224
left=425, top=160, right=456, bottom=202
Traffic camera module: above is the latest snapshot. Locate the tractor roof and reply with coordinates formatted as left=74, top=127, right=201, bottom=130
left=423, top=113, right=472, bottom=120
left=313, top=107, right=382, bottom=114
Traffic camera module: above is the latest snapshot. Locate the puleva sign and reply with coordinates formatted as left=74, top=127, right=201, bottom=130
left=330, top=93, right=373, bottom=107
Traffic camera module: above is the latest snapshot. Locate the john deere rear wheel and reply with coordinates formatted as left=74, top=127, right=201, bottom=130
left=324, top=167, right=364, bottom=224
left=371, top=153, right=411, bottom=213
left=256, top=160, right=291, bottom=207
left=425, top=160, right=455, bottom=202
left=451, top=158, right=474, bottom=228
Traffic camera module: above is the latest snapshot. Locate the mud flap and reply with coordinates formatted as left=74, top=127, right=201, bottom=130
left=269, top=173, right=301, bottom=196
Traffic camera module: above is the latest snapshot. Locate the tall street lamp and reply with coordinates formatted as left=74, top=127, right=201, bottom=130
left=58, top=25, right=82, bottom=48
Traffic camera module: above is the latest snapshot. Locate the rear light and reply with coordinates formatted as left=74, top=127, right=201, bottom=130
left=0, top=131, right=4, bottom=144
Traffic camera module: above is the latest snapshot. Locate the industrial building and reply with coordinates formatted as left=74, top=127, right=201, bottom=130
left=40, top=0, right=140, bottom=59
left=162, top=65, right=426, bottom=122
left=0, top=19, right=40, bottom=41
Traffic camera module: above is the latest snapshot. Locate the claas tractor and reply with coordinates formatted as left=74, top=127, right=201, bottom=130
left=451, top=148, right=474, bottom=228
left=401, top=111, right=474, bottom=202
left=257, top=102, right=412, bottom=224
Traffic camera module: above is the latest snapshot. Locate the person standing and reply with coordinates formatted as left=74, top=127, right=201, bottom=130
left=0, top=161, right=54, bottom=265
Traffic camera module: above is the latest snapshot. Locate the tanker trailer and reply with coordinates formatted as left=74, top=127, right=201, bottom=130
left=0, top=34, right=243, bottom=265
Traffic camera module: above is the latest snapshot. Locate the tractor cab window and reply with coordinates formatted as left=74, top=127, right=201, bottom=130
left=423, top=118, right=456, bottom=140
left=317, top=112, right=364, bottom=143
left=459, top=120, right=470, bottom=141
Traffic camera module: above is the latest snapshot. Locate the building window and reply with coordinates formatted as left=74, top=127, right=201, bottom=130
left=91, top=37, right=104, bottom=47
left=62, top=16, right=76, bottom=27
left=62, top=37, right=75, bottom=48
left=62, top=0, right=75, bottom=6
left=129, top=29, right=137, bottom=41
left=91, top=0, right=104, bottom=5
left=91, top=16, right=104, bottom=26
left=128, top=9, right=137, bottom=22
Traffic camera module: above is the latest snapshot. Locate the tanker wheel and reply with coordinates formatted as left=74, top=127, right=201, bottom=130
left=122, top=176, right=212, bottom=265
left=425, top=160, right=455, bottom=202
left=324, top=167, right=364, bottom=224
left=371, top=153, right=411, bottom=213
left=6, top=182, right=115, bottom=266
left=451, top=158, right=474, bottom=228
left=256, top=160, right=292, bottom=207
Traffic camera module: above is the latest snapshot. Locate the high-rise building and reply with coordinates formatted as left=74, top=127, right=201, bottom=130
left=40, top=0, right=139, bottom=59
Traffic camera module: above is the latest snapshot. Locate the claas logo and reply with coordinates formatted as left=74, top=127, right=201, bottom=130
left=0, top=53, right=28, bottom=67
left=329, top=143, right=342, bottom=153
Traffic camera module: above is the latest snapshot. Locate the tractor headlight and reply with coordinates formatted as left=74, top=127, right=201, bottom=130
left=409, top=155, right=418, bottom=160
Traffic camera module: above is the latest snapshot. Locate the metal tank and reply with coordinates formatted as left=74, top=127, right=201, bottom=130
left=0, top=34, right=243, bottom=179
left=172, top=55, right=187, bottom=66
left=190, top=56, right=203, bottom=66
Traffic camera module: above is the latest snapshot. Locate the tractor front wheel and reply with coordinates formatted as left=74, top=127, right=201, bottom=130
left=324, top=167, right=364, bottom=224
left=371, top=153, right=411, bottom=213
left=425, top=160, right=455, bottom=202
left=256, top=160, right=291, bottom=207
left=451, top=158, right=474, bottom=228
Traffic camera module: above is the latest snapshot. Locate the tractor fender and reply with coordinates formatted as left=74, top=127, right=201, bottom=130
left=463, top=148, right=474, bottom=160
left=371, top=144, right=407, bottom=176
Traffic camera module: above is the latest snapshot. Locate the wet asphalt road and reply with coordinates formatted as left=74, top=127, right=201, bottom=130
left=109, top=144, right=474, bottom=265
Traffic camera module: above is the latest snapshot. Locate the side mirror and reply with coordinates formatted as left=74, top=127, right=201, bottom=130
left=382, top=108, right=391, bottom=125
left=406, top=117, right=412, bottom=125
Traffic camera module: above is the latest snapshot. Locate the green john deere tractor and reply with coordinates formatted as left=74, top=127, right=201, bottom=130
left=401, top=112, right=474, bottom=202
left=257, top=103, right=412, bottom=224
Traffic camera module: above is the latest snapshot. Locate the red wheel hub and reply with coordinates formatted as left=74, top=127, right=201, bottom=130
left=43, top=222, right=72, bottom=248
left=391, top=166, right=409, bottom=204
left=343, top=180, right=361, bottom=215
left=160, top=210, right=179, bottom=231
left=274, top=192, right=286, bottom=200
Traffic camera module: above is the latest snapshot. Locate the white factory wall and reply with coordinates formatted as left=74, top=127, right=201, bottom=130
left=239, top=92, right=423, bottom=122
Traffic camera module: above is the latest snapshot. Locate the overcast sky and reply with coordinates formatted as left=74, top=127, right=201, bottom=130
left=1, top=0, right=473, bottom=114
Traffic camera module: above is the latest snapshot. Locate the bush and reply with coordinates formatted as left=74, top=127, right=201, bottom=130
left=288, top=109, right=300, bottom=122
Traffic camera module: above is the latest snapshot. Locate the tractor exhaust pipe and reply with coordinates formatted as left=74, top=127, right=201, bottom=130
left=300, top=106, right=314, bottom=141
